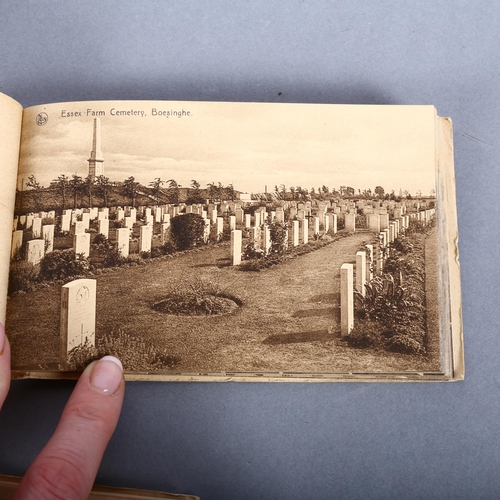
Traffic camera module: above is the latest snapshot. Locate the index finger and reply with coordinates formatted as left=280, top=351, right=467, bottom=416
left=13, top=356, right=125, bottom=500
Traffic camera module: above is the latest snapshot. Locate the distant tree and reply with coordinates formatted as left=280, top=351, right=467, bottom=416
left=345, top=186, right=355, bottom=197
left=122, top=176, right=140, bottom=207
left=149, top=178, right=164, bottom=204
left=95, top=175, right=112, bottom=207
left=225, top=183, right=235, bottom=201
left=188, top=179, right=204, bottom=204
left=166, top=179, right=179, bottom=204
left=69, top=174, right=84, bottom=209
left=83, top=176, right=95, bottom=207
left=26, top=174, right=43, bottom=212
left=374, top=186, right=385, bottom=199
left=53, top=174, right=69, bottom=210
left=207, top=182, right=221, bottom=202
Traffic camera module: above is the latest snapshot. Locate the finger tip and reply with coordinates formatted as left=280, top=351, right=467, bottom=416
left=0, top=321, right=6, bottom=355
left=100, top=355, right=123, bottom=372
left=89, top=356, right=124, bottom=395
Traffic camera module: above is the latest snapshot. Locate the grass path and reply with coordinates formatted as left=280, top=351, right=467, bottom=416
left=7, top=229, right=440, bottom=375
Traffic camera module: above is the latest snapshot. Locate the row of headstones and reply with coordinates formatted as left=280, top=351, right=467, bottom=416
left=228, top=215, right=340, bottom=266
left=349, top=208, right=436, bottom=234
left=340, top=209, right=436, bottom=336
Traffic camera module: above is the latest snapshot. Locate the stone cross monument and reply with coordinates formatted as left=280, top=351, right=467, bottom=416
left=87, top=118, right=104, bottom=180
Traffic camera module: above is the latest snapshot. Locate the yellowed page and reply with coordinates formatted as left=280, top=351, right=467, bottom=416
left=9, top=100, right=461, bottom=381
left=0, top=94, right=23, bottom=324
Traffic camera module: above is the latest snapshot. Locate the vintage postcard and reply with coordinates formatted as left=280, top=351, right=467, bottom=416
left=2, top=98, right=462, bottom=381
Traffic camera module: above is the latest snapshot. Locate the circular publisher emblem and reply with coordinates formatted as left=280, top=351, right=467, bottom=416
left=36, top=112, right=48, bottom=126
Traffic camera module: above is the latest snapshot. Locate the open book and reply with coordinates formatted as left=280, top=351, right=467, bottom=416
left=0, top=93, right=463, bottom=382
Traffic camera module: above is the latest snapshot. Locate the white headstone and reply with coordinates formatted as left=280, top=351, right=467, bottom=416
left=263, top=225, right=272, bottom=254
left=32, top=217, right=42, bottom=238
left=368, top=213, right=381, bottom=233
left=216, top=217, right=224, bottom=241
left=11, top=230, right=23, bottom=260
left=365, top=244, right=374, bottom=281
left=356, top=251, right=367, bottom=296
left=74, top=221, right=86, bottom=234
left=161, top=222, right=171, bottom=245
left=60, top=278, right=96, bottom=361
left=26, top=239, right=45, bottom=265
left=116, top=228, right=129, bottom=257
left=292, top=220, right=299, bottom=247
left=301, top=218, right=309, bottom=244
left=42, top=224, right=55, bottom=254
left=231, top=230, right=242, bottom=265
left=340, top=263, right=354, bottom=336
left=61, top=213, right=71, bottom=232
left=99, top=219, right=109, bottom=238
left=345, top=213, right=355, bottom=232
left=74, top=233, right=90, bottom=258
left=139, top=224, right=153, bottom=253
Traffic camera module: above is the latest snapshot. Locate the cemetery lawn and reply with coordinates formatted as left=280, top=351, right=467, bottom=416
left=7, top=230, right=441, bottom=375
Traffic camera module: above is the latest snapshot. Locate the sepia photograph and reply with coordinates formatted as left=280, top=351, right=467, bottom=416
left=6, top=100, right=458, bottom=381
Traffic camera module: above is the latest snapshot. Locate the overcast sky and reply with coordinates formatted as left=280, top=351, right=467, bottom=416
left=18, top=100, right=437, bottom=196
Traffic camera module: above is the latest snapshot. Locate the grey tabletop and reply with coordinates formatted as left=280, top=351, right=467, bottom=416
left=0, top=1, right=495, bottom=499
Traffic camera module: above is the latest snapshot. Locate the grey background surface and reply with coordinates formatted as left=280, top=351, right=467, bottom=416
left=0, top=1, right=495, bottom=498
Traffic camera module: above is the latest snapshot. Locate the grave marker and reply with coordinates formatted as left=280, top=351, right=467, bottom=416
left=340, top=263, right=354, bottom=336
left=355, top=251, right=367, bottom=296
left=32, top=217, right=42, bottom=238
left=216, top=217, right=224, bottom=241
left=292, top=220, right=299, bottom=246
left=116, top=228, right=129, bottom=257
left=98, top=218, right=109, bottom=238
left=231, top=230, right=242, bottom=265
left=11, top=230, right=23, bottom=260
left=139, top=224, right=153, bottom=252
left=26, top=239, right=45, bottom=265
left=60, top=278, right=96, bottom=363
left=345, top=213, right=356, bottom=232
left=74, top=233, right=90, bottom=258
left=42, top=224, right=55, bottom=253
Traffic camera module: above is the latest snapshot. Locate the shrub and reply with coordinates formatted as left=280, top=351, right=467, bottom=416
left=386, top=334, right=425, bottom=355
left=8, top=261, right=39, bottom=294
left=267, top=220, right=289, bottom=256
left=91, top=236, right=123, bottom=268
left=354, top=274, right=408, bottom=323
left=242, top=243, right=265, bottom=261
left=67, top=340, right=100, bottom=369
left=39, top=250, right=91, bottom=281
left=345, top=320, right=383, bottom=348
left=98, top=329, right=180, bottom=371
left=67, top=331, right=180, bottom=371
left=170, top=213, right=205, bottom=250
left=152, top=279, right=240, bottom=316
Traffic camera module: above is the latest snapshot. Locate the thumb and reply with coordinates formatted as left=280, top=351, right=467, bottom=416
left=0, top=322, right=11, bottom=411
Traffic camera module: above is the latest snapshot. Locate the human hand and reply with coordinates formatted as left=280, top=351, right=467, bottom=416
left=0, top=321, right=125, bottom=500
